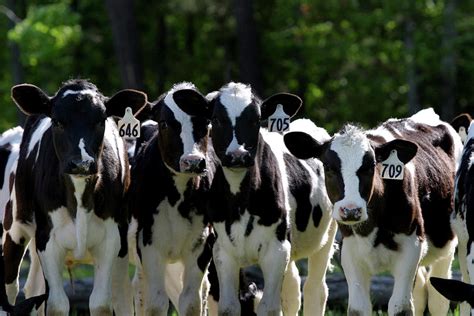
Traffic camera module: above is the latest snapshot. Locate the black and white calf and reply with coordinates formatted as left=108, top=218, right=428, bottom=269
left=208, top=82, right=336, bottom=315
left=3, top=79, right=147, bottom=315
left=284, top=108, right=462, bottom=315
left=452, top=115, right=474, bottom=315
left=129, top=82, right=215, bottom=315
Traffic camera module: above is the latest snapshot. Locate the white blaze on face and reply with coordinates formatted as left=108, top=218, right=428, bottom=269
left=164, top=82, right=205, bottom=164
left=61, top=89, right=101, bottom=104
left=219, top=82, right=252, bottom=154
left=330, top=126, right=371, bottom=222
left=78, top=138, right=94, bottom=162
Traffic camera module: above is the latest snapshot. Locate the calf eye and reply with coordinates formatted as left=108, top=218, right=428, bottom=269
left=159, top=121, right=168, bottom=130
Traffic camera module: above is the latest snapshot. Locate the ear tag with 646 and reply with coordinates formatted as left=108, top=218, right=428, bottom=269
left=118, top=107, right=140, bottom=139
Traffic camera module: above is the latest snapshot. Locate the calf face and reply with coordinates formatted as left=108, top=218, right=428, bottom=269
left=11, top=80, right=147, bottom=176
left=210, top=82, right=301, bottom=168
left=284, top=125, right=417, bottom=224
left=153, top=82, right=211, bottom=174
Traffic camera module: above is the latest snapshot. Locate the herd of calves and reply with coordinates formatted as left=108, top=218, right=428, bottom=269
left=0, top=79, right=473, bottom=316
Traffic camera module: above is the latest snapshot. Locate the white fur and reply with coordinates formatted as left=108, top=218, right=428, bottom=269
left=26, top=117, right=51, bottom=162
left=78, top=138, right=94, bottom=162
left=329, top=126, right=371, bottom=222
left=105, top=118, right=127, bottom=183
left=164, top=82, right=206, bottom=166
left=61, top=89, right=100, bottom=104
left=0, top=127, right=22, bottom=221
left=70, top=176, right=91, bottom=259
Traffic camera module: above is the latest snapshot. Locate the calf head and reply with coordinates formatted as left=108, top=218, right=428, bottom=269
left=154, top=82, right=211, bottom=174
left=11, top=79, right=147, bottom=176
left=284, top=125, right=417, bottom=224
left=210, top=82, right=301, bottom=168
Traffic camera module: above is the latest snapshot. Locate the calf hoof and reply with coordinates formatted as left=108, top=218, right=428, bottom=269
left=46, top=308, right=69, bottom=316
left=90, top=306, right=113, bottom=316
left=394, top=311, right=413, bottom=316
left=348, top=308, right=365, bottom=316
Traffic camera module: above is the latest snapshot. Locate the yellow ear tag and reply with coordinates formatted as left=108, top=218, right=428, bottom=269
left=459, top=126, right=467, bottom=144
left=118, top=107, right=140, bottom=139
left=380, top=149, right=404, bottom=180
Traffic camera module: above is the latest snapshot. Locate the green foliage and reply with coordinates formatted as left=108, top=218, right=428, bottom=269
left=0, top=0, right=473, bottom=133
left=8, top=1, right=81, bottom=93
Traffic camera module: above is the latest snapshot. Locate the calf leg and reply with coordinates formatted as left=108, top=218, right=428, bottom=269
left=38, top=239, right=69, bottom=316
left=3, top=228, right=30, bottom=305
left=303, top=219, right=337, bottom=316
left=141, top=245, right=168, bottom=316
left=427, top=242, right=456, bottom=316
left=413, top=267, right=427, bottom=316
left=213, top=242, right=240, bottom=316
left=257, top=239, right=291, bottom=316
left=389, top=234, right=423, bottom=316
left=89, top=219, right=121, bottom=316
left=341, top=237, right=372, bottom=316
left=281, top=260, right=300, bottom=316
left=111, top=254, right=133, bottom=316
left=24, top=240, right=45, bottom=299
left=179, top=255, right=206, bottom=316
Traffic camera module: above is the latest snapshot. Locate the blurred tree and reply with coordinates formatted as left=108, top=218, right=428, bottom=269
left=105, top=0, right=144, bottom=90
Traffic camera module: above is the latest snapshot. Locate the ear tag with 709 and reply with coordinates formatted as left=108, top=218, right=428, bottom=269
left=381, top=149, right=404, bottom=180
left=268, top=104, right=290, bottom=133
left=118, top=107, right=140, bottom=139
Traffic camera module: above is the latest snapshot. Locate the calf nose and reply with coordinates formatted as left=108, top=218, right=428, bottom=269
left=67, top=158, right=97, bottom=175
left=180, top=155, right=207, bottom=174
left=225, top=149, right=253, bottom=168
left=339, top=206, right=363, bottom=222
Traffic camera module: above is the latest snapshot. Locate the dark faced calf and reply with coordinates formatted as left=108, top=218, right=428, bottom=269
left=285, top=108, right=462, bottom=316
left=3, top=79, right=147, bottom=315
left=208, top=82, right=336, bottom=315
left=129, top=82, right=215, bottom=315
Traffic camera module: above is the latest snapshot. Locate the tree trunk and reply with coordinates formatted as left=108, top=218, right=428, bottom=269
left=405, top=14, right=419, bottom=115
left=155, top=11, right=167, bottom=94
left=105, top=0, right=144, bottom=90
left=5, top=0, right=26, bottom=125
left=234, top=0, right=263, bottom=95
left=441, top=0, right=457, bottom=120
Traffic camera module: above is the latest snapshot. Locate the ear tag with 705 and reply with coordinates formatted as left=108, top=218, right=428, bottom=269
left=118, top=107, right=140, bottom=139
left=268, top=104, right=290, bottom=133
left=381, top=149, right=404, bottom=180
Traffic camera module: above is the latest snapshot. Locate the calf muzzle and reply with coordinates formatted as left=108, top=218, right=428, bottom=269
left=339, top=206, right=363, bottom=223
left=180, top=155, right=207, bottom=174
left=65, top=158, right=97, bottom=176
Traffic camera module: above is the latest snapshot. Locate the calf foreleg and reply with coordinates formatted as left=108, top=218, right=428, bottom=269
left=303, top=219, right=337, bottom=316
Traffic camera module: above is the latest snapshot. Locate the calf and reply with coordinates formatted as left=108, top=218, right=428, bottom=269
left=284, top=108, right=462, bottom=315
left=129, top=82, right=215, bottom=315
left=452, top=115, right=474, bottom=315
left=208, top=82, right=336, bottom=315
left=3, top=79, right=147, bottom=315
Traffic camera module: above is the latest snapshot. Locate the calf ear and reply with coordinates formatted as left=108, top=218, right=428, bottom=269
left=105, top=89, right=148, bottom=117
left=11, top=84, right=51, bottom=116
left=451, top=113, right=472, bottom=132
left=173, top=89, right=210, bottom=118
left=430, top=277, right=474, bottom=305
left=261, top=93, right=302, bottom=120
left=284, top=131, right=327, bottom=160
left=374, top=139, right=417, bottom=164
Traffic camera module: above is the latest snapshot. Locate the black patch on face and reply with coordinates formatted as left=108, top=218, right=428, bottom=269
left=356, top=151, right=376, bottom=202
left=320, top=149, right=344, bottom=204
left=157, top=103, right=184, bottom=171
left=210, top=103, right=233, bottom=160
left=312, top=204, right=323, bottom=228
left=0, top=143, right=12, bottom=190
left=283, top=153, right=313, bottom=232
left=234, top=105, right=260, bottom=154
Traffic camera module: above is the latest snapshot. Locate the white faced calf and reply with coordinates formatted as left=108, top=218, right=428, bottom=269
left=129, top=82, right=215, bottom=315
left=3, top=79, right=147, bottom=316
left=285, top=109, right=462, bottom=316
left=208, top=82, right=336, bottom=316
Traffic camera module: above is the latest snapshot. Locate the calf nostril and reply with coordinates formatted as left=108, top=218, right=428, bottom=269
left=198, top=159, right=206, bottom=171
